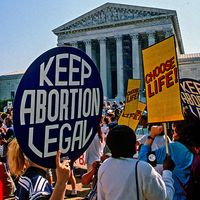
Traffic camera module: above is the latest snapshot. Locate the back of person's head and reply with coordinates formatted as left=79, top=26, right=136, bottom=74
left=173, top=112, right=200, bottom=147
left=5, top=116, right=13, bottom=127
left=7, top=138, right=26, bottom=176
left=106, top=125, right=136, bottom=158
left=104, top=116, right=110, bottom=125
left=1, top=112, right=7, bottom=120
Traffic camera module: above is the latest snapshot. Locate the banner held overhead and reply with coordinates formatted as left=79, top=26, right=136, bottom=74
left=142, top=36, right=184, bottom=123
left=13, top=47, right=103, bottom=168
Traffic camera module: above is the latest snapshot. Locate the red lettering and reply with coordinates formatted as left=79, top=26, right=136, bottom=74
left=153, top=66, right=160, bottom=79
left=154, top=80, right=158, bottom=94
left=173, top=67, right=178, bottom=83
left=160, top=63, right=166, bottom=73
left=147, top=83, right=154, bottom=98
left=145, top=56, right=176, bottom=84
left=146, top=73, right=152, bottom=84
left=79, top=155, right=85, bottom=165
left=158, top=75, right=165, bottom=92
left=166, top=70, right=174, bottom=88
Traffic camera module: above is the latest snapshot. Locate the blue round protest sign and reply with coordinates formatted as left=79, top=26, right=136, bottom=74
left=180, top=78, right=200, bottom=118
left=13, top=47, right=103, bottom=168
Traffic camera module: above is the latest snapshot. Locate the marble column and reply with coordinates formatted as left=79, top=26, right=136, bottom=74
left=148, top=32, right=156, bottom=46
left=115, top=35, right=124, bottom=98
left=130, top=33, right=140, bottom=79
left=85, top=40, right=92, bottom=58
left=106, top=43, right=112, bottom=99
left=99, top=38, right=108, bottom=98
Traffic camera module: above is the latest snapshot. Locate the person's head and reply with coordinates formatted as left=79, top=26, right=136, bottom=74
left=5, top=116, right=13, bottom=128
left=1, top=112, right=7, bottom=120
left=7, top=138, right=26, bottom=176
left=104, top=116, right=110, bottom=125
left=7, top=138, right=47, bottom=176
left=106, top=125, right=136, bottom=158
left=172, top=112, right=200, bottom=147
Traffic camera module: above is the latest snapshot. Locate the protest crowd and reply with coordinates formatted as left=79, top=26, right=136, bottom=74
left=1, top=36, right=200, bottom=200
left=0, top=99, right=200, bottom=200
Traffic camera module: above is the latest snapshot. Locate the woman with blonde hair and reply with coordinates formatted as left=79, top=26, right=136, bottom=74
left=7, top=138, right=70, bottom=200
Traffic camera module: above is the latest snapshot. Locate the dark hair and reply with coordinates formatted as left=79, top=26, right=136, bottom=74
left=106, top=125, right=136, bottom=158
left=173, top=112, right=200, bottom=147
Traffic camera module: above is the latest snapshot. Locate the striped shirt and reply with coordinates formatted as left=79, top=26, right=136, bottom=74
left=15, top=167, right=53, bottom=200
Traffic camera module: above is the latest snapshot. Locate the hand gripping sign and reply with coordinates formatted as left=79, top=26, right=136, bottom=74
left=13, top=47, right=103, bottom=168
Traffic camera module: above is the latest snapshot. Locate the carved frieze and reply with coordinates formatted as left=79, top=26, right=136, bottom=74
left=60, top=6, right=165, bottom=32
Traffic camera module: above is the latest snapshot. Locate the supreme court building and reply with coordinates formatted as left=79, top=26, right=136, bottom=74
left=2, top=2, right=200, bottom=104
left=53, top=2, right=184, bottom=101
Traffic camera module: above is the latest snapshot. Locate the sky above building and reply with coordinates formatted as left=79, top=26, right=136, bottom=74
left=0, top=0, right=199, bottom=75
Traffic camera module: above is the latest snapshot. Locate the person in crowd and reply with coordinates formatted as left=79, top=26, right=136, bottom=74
left=135, top=111, right=149, bottom=136
left=138, top=122, right=171, bottom=174
left=138, top=112, right=200, bottom=200
left=111, top=101, right=118, bottom=111
left=0, top=112, right=8, bottom=129
left=137, top=123, right=171, bottom=151
left=100, top=115, right=110, bottom=137
left=82, top=161, right=101, bottom=200
left=118, top=101, right=125, bottom=111
left=108, top=113, right=118, bottom=128
left=7, top=138, right=70, bottom=200
left=98, top=125, right=175, bottom=200
left=85, top=126, right=105, bottom=172
left=0, top=118, right=15, bottom=198
left=136, top=111, right=171, bottom=153
left=66, top=160, right=78, bottom=197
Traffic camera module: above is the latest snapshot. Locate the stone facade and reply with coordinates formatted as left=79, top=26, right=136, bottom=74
left=178, top=53, right=200, bottom=81
left=53, top=2, right=184, bottom=100
left=0, top=71, right=24, bottom=100
left=0, top=3, right=199, bottom=103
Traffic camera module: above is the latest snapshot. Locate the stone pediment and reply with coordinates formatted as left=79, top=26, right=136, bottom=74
left=53, top=3, right=176, bottom=33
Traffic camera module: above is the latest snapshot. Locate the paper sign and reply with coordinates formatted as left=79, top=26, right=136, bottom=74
left=13, top=47, right=103, bottom=168
left=180, top=78, right=200, bottom=118
left=118, top=101, right=146, bottom=131
left=142, top=36, right=184, bottom=123
left=124, top=79, right=140, bottom=114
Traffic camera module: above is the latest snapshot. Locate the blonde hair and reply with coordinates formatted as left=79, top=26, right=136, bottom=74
left=7, top=138, right=26, bottom=176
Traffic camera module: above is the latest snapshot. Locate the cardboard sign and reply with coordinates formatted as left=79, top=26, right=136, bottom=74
left=142, top=36, right=184, bottom=123
left=124, top=79, right=140, bottom=114
left=13, top=47, right=103, bottom=168
left=180, top=78, right=200, bottom=118
left=118, top=101, right=146, bottom=131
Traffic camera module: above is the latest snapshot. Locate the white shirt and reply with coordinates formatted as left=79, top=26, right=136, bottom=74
left=85, top=134, right=105, bottom=165
left=138, top=135, right=171, bottom=151
left=98, top=157, right=174, bottom=200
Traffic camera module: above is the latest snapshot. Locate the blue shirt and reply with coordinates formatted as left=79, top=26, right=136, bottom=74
left=138, top=141, right=193, bottom=200
left=15, top=166, right=53, bottom=200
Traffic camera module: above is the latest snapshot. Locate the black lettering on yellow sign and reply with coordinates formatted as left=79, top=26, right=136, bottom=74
left=126, top=88, right=139, bottom=103
left=122, top=110, right=142, bottom=120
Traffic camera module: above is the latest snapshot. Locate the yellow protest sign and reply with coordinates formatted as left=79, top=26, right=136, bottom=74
left=124, top=79, right=140, bottom=114
left=142, top=35, right=184, bottom=123
left=118, top=101, right=146, bottom=131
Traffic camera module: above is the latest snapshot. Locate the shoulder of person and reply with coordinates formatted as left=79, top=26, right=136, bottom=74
left=137, top=160, right=161, bottom=177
